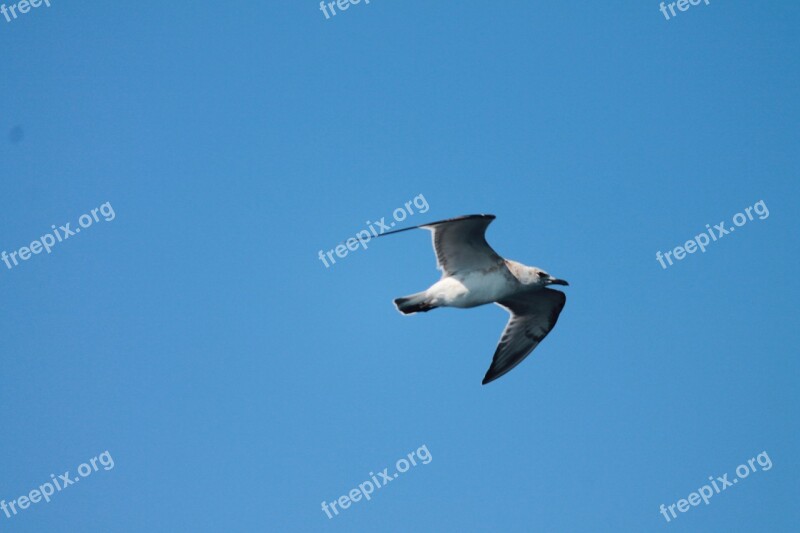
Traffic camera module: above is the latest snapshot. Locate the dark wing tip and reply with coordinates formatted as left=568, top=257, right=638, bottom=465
left=482, top=361, right=505, bottom=385
left=376, top=214, right=496, bottom=239
left=481, top=367, right=504, bottom=385
left=424, top=214, right=495, bottom=227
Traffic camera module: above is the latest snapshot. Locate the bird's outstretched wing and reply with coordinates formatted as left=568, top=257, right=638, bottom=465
left=380, top=214, right=503, bottom=276
left=482, top=288, right=567, bottom=385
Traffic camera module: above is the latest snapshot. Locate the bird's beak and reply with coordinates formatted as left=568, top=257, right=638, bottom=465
left=549, top=278, right=569, bottom=286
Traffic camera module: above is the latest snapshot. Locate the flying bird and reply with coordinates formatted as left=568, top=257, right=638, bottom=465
left=382, top=214, right=568, bottom=385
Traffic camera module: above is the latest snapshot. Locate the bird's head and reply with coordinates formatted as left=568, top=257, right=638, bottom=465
left=526, top=267, right=569, bottom=288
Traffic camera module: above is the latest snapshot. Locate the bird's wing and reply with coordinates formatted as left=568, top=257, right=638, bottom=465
left=482, top=288, right=567, bottom=385
left=422, top=214, right=503, bottom=275
left=377, top=214, right=503, bottom=276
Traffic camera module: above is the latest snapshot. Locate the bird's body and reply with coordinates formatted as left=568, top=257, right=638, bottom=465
left=383, top=214, right=569, bottom=385
left=418, top=259, right=544, bottom=308
left=424, top=267, right=514, bottom=308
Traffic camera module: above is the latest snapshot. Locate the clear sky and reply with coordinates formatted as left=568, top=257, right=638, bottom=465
left=1, top=1, right=798, bottom=532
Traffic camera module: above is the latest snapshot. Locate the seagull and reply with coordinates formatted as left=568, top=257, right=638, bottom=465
left=381, top=214, right=568, bottom=385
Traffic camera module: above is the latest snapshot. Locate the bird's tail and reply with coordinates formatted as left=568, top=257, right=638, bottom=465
left=393, top=291, right=436, bottom=315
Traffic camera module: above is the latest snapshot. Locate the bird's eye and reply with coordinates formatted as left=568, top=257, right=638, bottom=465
left=538, top=272, right=548, bottom=278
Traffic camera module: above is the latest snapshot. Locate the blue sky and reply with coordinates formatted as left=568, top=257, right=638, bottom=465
left=1, top=1, right=798, bottom=531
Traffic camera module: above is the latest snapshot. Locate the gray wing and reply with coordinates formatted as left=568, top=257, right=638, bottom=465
left=421, top=215, right=503, bottom=276
left=482, top=288, right=567, bottom=385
